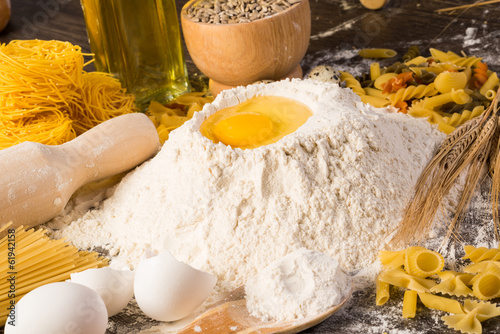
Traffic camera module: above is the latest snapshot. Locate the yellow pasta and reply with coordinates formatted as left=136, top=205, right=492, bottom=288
left=404, top=246, right=445, bottom=278
left=71, top=72, right=136, bottom=135
left=0, top=39, right=135, bottom=149
left=378, top=249, right=405, bottom=269
left=479, top=72, right=499, bottom=97
left=0, top=223, right=108, bottom=323
left=409, top=66, right=444, bottom=76
left=340, top=72, right=365, bottom=96
left=402, top=290, right=418, bottom=318
left=374, top=73, right=397, bottom=90
left=442, top=300, right=500, bottom=334
left=470, top=264, right=500, bottom=300
left=463, top=245, right=500, bottom=263
left=388, top=84, right=438, bottom=105
left=431, top=62, right=465, bottom=73
left=358, top=48, right=397, bottom=59
left=378, top=268, right=437, bottom=293
left=364, top=87, right=388, bottom=99
left=404, top=56, right=428, bottom=66
left=376, top=278, right=390, bottom=306
left=433, top=71, right=468, bottom=93
left=429, top=48, right=482, bottom=68
left=484, top=90, right=496, bottom=101
left=437, top=121, right=456, bottom=135
left=422, top=89, right=471, bottom=110
left=464, top=261, right=500, bottom=274
left=435, top=106, right=485, bottom=134
left=431, top=271, right=474, bottom=297
left=449, top=106, right=485, bottom=127
left=418, top=292, right=464, bottom=314
left=147, top=92, right=214, bottom=143
left=360, top=94, right=390, bottom=108
left=370, top=62, right=381, bottom=80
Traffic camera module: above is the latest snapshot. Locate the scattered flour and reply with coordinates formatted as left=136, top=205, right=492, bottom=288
left=49, top=79, right=444, bottom=303
left=245, top=248, right=350, bottom=322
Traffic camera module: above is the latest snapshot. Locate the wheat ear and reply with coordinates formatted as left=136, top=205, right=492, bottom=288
left=392, top=89, right=500, bottom=247
left=490, top=98, right=500, bottom=239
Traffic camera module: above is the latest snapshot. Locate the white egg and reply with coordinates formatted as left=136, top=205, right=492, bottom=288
left=4, top=282, right=107, bottom=334
left=134, top=250, right=217, bottom=322
left=70, top=267, right=134, bottom=317
left=307, top=65, right=342, bottom=84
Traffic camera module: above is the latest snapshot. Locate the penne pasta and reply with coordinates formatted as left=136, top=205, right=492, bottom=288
left=358, top=48, right=397, bottom=59
left=376, top=278, right=390, bottom=306
left=402, top=290, right=418, bottom=318
left=479, top=72, right=499, bottom=97
left=370, top=62, right=381, bottom=80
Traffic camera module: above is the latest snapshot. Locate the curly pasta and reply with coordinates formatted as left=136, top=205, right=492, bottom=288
left=388, top=83, right=438, bottom=105
left=402, top=46, right=420, bottom=62
left=340, top=71, right=365, bottom=96
left=381, top=72, right=414, bottom=94
left=473, top=62, right=489, bottom=88
left=339, top=48, right=497, bottom=132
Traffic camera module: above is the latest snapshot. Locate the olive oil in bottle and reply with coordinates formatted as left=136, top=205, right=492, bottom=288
left=81, top=0, right=190, bottom=110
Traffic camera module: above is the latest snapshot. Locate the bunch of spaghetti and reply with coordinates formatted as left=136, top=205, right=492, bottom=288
left=0, top=40, right=135, bottom=150
left=0, top=222, right=108, bottom=324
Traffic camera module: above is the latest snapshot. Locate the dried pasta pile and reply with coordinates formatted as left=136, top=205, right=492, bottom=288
left=0, top=40, right=136, bottom=150
left=376, top=245, right=500, bottom=334
left=0, top=222, right=108, bottom=324
left=343, top=47, right=499, bottom=134
left=146, top=92, right=214, bottom=143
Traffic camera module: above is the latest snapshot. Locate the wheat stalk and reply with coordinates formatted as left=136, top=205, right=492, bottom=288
left=436, top=0, right=500, bottom=13
left=392, top=88, right=500, bottom=247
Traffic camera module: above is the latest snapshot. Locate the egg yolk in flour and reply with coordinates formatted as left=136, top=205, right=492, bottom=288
left=200, top=96, right=313, bottom=149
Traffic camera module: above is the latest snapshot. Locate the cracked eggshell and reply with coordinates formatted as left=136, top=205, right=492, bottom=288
left=4, top=282, right=107, bottom=334
left=306, top=65, right=341, bottom=84
left=70, top=267, right=135, bottom=317
left=134, top=250, right=217, bottom=322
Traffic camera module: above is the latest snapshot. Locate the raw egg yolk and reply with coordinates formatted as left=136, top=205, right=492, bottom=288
left=212, top=112, right=274, bottom=148
left=200, top=96, right=313, bottom=149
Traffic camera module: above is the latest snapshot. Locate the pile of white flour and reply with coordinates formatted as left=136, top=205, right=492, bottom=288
left=50, top=79, right=444, bottom=296
left=245, top=248, right=351, bottom=322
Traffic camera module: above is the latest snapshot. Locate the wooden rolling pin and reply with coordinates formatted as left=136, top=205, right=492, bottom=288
left=0, top=113, right=160, bottom=232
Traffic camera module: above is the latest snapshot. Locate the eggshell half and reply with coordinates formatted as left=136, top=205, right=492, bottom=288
left=134, top=251, right=217, bottom=321
left=70, top=267, right=135, bottom=316
left=4, top=282, right=107, bottom=334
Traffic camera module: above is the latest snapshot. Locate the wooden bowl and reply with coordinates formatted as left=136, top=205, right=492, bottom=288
left=0, top=0, right=11, bottom=32
left=181, top=0, right=311, bottom=87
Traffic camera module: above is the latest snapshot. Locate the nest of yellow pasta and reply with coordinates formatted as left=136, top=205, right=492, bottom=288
left=342, top=47, right=499, bottom=134
left=0, top=40, right=136, bottom=150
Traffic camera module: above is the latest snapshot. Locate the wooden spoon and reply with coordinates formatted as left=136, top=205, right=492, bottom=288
left=178, top=283, right=353, bottom=334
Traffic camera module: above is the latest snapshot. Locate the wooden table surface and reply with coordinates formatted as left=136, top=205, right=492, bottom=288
left=1, top=0, right=500, bottom=333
